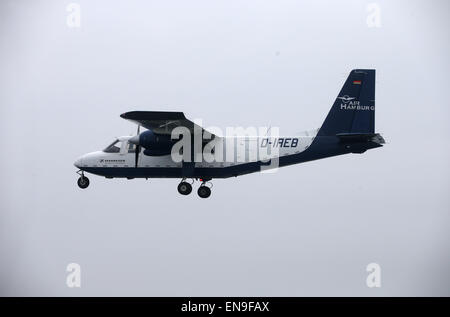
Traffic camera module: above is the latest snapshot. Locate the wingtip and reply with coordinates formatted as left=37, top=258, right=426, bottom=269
left=120, top=112, right=132, bottom=119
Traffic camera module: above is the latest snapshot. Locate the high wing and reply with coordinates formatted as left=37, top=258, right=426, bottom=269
left=120, top=111, right=218, bottom=138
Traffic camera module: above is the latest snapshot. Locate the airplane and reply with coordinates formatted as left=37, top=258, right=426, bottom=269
left=74, top=69, right=385, bottom=198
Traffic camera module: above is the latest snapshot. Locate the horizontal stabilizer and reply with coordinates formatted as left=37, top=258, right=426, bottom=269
left=337, top=133, right=385, bottom=144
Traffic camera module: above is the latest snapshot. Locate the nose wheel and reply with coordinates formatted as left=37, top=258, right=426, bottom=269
left=77, top=176, right=90, bottom=189
left=76, top=171, right=90, bottom=189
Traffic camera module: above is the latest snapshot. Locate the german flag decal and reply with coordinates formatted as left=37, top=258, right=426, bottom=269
left=353, top=80, right=362, bottom=85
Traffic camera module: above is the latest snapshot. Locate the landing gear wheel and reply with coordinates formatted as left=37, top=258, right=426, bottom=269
left=197, top=186, right=211, bottom=199
left=77, top=176, right=90, bottom=189
left=178, top=182, right=192, bottom=195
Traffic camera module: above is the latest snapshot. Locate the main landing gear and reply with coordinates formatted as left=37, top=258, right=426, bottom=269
left=197, top=184, right=211, bottom=199
left=76, top=171, right=90, bottom=189
left=177, top=178, right=212, bottom=198
left=177, top=180, right=193, bottom=195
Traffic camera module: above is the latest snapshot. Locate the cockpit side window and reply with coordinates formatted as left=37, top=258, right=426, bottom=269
left=128, top=143, right=136, bottom=153
left=103, top=140, right=121, bottom=153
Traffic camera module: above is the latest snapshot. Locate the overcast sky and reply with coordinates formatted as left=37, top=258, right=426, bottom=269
left=0, top=0, right=449, bottom=296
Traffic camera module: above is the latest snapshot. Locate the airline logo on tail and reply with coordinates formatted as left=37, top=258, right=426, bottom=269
left=337, top=95, right=374, bottom=111
left=337, top=95, right=355, bottom=103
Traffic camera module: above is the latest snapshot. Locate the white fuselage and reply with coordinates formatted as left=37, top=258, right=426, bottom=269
left=75, top=132, right=317, bottom=173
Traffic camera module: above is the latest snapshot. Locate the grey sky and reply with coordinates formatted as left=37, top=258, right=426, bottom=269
left=0, top=0, right=449, bottom=296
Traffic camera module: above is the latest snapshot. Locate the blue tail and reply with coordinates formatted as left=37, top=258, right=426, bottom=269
left=318, top=69, right=376, bottom=136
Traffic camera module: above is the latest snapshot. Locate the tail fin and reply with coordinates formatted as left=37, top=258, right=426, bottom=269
left=318, top=69, right=375, bottom=136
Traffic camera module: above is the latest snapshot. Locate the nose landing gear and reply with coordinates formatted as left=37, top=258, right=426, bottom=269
left=76, top=171, right=90, bottom=189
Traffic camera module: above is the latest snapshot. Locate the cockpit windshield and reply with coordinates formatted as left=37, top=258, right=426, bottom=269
left=103, top=140, right=121, bottom=153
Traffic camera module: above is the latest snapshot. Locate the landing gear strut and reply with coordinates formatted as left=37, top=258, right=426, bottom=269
left=77, top=171, right=90, bottom=189
left=177, top=179, right=193, bottom=195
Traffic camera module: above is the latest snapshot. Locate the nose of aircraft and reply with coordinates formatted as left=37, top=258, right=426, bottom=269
left=74, top=156, right=83, bottom=168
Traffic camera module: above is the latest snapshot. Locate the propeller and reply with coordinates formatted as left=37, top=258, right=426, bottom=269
left=134, top=125, right=141, bottom=168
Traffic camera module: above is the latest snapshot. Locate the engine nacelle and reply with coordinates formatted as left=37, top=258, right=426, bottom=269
left=130, top=129, right=214, bottom=157
left=143, top=148, right=172, bottom=156
left=135, top=130, right=175, bottom=156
